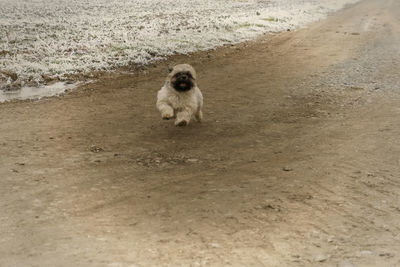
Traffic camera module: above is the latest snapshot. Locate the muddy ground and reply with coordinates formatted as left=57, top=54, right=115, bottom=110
left=1, top=0, right=399, bottom=266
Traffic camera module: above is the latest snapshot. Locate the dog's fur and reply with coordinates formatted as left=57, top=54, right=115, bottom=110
left=156, top=64, right=203, bottom=126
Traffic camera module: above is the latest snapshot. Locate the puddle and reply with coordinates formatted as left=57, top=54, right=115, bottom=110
left=0, top=82, right=79, bottom=103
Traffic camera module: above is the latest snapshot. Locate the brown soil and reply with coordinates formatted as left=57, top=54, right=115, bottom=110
left=1, top=0, right=399, bottom=266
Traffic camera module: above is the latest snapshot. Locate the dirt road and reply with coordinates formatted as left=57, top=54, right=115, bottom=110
left=1, top=0, right=399, bottom=266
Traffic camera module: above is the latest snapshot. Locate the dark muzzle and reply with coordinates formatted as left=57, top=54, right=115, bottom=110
left=172, top=72, right=194, bottom=92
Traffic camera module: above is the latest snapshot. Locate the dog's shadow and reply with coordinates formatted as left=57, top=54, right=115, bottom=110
left=154, top=120, right=208, bottom=138
left=141, top=118, right=221, bottom=152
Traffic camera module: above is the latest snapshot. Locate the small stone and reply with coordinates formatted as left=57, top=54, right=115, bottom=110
left=187, top=158, right=199, bottom=163
left=90, top=145, right=104, bottom=153
left=283, top=166, right=293, bottom=171
left=314, top=254, right=328, bottom=262
left=210, top=243, right=220, bottom=248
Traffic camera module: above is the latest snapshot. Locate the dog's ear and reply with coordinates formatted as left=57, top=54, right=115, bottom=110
left=168, top=66, right=174, bottom=73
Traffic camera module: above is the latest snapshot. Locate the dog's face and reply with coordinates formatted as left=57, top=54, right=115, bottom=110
left=168, top=64, right=196, bottom=92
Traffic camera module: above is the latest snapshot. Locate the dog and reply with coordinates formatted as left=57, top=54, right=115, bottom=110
left=156, top=64, right=203, bottom=126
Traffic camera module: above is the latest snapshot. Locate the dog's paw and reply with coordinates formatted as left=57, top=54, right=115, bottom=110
left=175, top=120, right=188, bottom=127
left=162, top=115, right=172, bottom=120
left=195, top=111, right=203, bottom=122
left=161, top=113, right=174, bottom=120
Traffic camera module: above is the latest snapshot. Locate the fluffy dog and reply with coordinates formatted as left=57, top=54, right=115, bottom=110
left=156, top=64, right=203, bottom=126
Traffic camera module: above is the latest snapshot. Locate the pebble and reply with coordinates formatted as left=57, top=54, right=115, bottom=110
left=282, top=166, right=293, bottom=171
left=210, top=243, right=220, bottom=248
left=314, top=254, right=328, bottom=262
left=90, top=145, right=104, bottom=153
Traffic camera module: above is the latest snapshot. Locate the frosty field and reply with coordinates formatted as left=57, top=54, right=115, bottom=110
left=0, top=0, right=359, bottom=95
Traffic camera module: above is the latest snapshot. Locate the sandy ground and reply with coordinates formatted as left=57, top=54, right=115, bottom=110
left=1, top=0, right=400, bottom=266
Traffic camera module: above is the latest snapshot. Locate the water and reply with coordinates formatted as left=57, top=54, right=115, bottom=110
left=0, top=82, right=78, bottom=103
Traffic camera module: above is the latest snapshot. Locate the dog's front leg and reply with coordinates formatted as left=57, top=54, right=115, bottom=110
left=157, top=100, right=174, bottom=120
left=175, top=107, right=193, bottom=127
left=195, top=110, right=203, bottom=122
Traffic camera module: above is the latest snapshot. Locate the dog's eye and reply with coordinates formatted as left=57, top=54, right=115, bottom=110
left=174, top=71, right=193, bottom=79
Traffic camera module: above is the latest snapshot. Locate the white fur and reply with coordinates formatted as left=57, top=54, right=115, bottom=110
left=156, top=64, right=203, bottom=126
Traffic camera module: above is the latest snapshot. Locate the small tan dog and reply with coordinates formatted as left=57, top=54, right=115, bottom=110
left=156, top=64, right=203, bottom=126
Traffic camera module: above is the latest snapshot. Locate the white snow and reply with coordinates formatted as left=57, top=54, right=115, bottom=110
left=0, top=0, right=359, bottom=95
